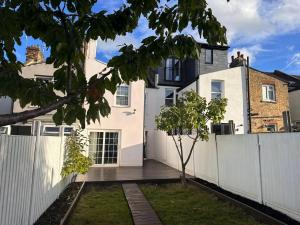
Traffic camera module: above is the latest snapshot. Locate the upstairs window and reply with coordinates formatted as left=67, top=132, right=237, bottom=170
left=205, top=49, right=213, bottom=64
left=165, top=58, right=181, bottom=81
left=211, top=80, right=224, bottom=100
left=165, top=89, right=174, bottom=106
left=116, top=85, right=129, bottom=106
left=262, top=85, right=275, bottom=102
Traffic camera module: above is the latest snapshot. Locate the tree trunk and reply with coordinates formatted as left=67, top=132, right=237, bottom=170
left=180, top=160, right=187, bottom=186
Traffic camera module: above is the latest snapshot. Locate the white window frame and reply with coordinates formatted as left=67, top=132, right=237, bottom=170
left=115, top=84, right=130, bottom=107
left=165, top=88, right=175, bottom=106
left=211, top=80, right=224, bottom=100
left=88, top=129, right=121, bottom=167
left=265, top=124, right=277, bottom=133
left=262, top=84, right=276, bottom=102
left=42, top=125, right=74, bottom=136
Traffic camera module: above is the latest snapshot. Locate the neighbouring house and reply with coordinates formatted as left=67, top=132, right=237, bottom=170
left=0, top=41, right=145, bottom=167
left=229, top=53, right=297, bottom=133
left=144, top=43, right=230, bottom=136
left=177, top=66, right=249, bottom=135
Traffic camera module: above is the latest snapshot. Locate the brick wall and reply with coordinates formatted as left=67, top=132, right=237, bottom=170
left=249, top=68, right=289, bottom=133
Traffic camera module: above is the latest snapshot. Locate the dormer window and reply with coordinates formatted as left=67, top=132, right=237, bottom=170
left=205, top=49, right=213, bottom=64
left=165, top=58, right=181, bottom=81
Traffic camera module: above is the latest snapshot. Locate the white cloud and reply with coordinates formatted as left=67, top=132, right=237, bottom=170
left=208, top=0, right=300, bottom=45
left=96, top=0, right=300, bottom=62
left=97, top=16, right=154, bottom=60
left=228, top=45, right=265, bottom=65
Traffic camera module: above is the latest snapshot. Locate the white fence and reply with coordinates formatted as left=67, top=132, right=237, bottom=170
left=0, top=134, right=71, bottom=225
left=147, top=130, right=300, bottom=222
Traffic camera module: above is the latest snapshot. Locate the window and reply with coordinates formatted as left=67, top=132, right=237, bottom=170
left=262, top=85, right=275, bottom=102
left=35, top=75, right=53, bottom=83
left=211, top=80, right=224, bottom=100
left=265, top=124, right=277, bottom=133
left=205, top=49, right=213, bottom=64
left=116, top=85, right=129, bottom=106
left=88, top=131, right=119, bottom=165
left=165, top=89, right=174, bottom=106
left=165, top=58, right=181, bottom=81
left=42, top=126, right=73, bottom=136
left=0, top=126, right=9, bottom=135
left=211, top=122, right=235, bottom=135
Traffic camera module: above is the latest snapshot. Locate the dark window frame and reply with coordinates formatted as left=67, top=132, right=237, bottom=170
left=205, top=49, right=213, bottom=64
left=164, top=58, right=182, bottom=82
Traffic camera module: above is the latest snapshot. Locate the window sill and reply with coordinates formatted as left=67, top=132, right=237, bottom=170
left=112, top=105, right=130, bottom=108
left=261, top=100, right=276, bottom=103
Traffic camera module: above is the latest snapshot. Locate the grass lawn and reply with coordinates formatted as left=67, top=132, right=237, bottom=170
left=140, top=183, right=265, bottom=225
left=67, top=184, right=133, bottom=225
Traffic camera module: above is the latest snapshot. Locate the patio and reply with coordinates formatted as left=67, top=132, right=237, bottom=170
left=76, top=159, right=189, bottom=182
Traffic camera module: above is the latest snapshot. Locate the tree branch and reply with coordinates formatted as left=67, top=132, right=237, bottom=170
left=171, top=134, right=182, bottom=159
left=184, top=133, right=199, bottom=167
left=0, top=95, right=73, bottom=126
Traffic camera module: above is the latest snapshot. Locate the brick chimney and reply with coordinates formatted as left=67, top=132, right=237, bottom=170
left=25, top=45, right=44, bottom=65
left=229, top=51, right=247, bottom=68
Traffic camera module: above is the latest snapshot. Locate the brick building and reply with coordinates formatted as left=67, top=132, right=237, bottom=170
left=248, top=68, right=290, bottom=133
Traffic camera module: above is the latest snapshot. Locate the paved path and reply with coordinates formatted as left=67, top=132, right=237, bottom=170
left=122, top=183, right=162, bottom=225
left=76, top=159, right=191, bottom=182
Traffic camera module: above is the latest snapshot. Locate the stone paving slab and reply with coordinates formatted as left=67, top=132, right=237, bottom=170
left=122, top=183, right=162, bottom=225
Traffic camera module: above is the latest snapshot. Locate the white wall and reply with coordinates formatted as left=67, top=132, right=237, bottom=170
left=289, top=90, right=300, bottom=124
left=145, top=86, right=177, bottom=131
left=0, top=96, right=12, bottom=115
left=147, top=130, right=300, bottom=222
left=179, top=67, right=248, bottom=134
left=0, top=135, right=71, bottom=225
left=84, top=41, right=145, bottom=166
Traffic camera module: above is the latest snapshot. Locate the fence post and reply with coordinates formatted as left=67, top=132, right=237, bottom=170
left=215, top=134, right=220, bottom=186
left=256, top=134, right=264, bottom=204
left=27, top=120, right=41, bottom=225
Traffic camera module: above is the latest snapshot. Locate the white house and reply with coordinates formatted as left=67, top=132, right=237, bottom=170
left=145, top=66, right=249, bottom=136
left=83, top=40, right=145, bottom=167
left=289, top=89, right=300, bottom=130
left=178, top=67, right=249, bottom=134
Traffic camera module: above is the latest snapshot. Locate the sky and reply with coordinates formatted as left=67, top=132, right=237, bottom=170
left=15, top=0, right=300, bottom=75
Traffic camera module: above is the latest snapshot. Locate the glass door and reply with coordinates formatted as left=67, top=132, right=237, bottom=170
left=89, top=131, right=119, bottom=165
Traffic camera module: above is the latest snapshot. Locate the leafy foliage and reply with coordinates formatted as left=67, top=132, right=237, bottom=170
left=0, top=0, right=228, bottom=126
left=155, top=90, right=227, bottom=184
left=61, top=129, right=92, bottom=178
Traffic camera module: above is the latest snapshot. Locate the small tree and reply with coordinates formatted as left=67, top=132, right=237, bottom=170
left=61, top=129, right=92, bottom=181
left=155, top=90, right=227, bottom=185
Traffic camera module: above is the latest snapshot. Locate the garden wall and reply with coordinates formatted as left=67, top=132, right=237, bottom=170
left=147, top=131, right=300, bottom=222
left=0, top=133, right=71, bottom=225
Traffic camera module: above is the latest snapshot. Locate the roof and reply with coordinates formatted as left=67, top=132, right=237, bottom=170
left=198, top=43, right=229, bottom=51
left=250, top=67, right=300, bottom=92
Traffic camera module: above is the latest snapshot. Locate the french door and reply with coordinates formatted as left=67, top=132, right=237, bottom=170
left=88, top=131, right=119, bottom=166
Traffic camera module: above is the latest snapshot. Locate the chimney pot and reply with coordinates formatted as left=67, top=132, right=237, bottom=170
left=26, top=45, right=44, bottom=65
left=241, top=54, right=244, bottom=59
left=237, top=51, right=240, bottom=57
left=231, top=56, right=234, bottom=61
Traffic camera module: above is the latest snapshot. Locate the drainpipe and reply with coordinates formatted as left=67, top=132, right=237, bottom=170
left=246, top=57, right=252, bottom=133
